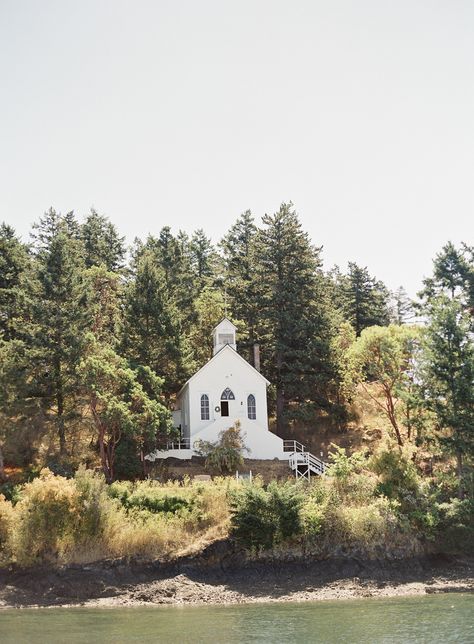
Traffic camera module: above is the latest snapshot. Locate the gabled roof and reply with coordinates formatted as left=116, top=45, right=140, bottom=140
left=213, top=317, right=237, bottom=331
left=177, top=344, right=270, bottom=397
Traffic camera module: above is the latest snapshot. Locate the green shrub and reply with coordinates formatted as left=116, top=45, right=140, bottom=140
left=73, top=467, right=119, bottom=545
left=196, top=422, right=248, bottom=474
left=326, top=444, right=368, bottom=479
left=230, top=481, right=303, bottom=551
left=0, top=494, right=14, bottom=564
left=14, top=469, right=80, bottom=565
left=109, top=480, right=193, bottom=515
left=434, top=498, right=474, bottom=553
left=369, top=446, right=422, bottom=508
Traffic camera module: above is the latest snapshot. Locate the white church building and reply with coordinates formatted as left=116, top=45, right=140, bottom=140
left=148, top=318, right=288, bottom=461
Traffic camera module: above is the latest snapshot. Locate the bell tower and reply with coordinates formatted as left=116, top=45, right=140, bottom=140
left=212, top=318, right=237, bottom=355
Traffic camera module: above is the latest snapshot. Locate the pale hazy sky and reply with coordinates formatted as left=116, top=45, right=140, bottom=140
left=1, top=1, right=473, bottom=295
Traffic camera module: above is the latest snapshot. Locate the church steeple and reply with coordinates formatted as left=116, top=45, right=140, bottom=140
left=212, top=318, right=237, bottom=355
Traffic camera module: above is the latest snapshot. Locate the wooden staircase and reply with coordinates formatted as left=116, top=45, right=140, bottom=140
left=283, top=440, right=326, bottom=480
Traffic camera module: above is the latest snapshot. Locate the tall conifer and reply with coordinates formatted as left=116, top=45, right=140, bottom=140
left=29, top=209, right=88, bottom=454
left=254, top=203, right=336, bottom=431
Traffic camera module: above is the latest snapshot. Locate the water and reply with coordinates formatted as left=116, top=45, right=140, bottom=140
left=0, top=594, right=473, bottom=644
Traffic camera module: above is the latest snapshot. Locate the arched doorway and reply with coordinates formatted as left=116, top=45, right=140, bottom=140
left=220, top=387, right=235, bottom=417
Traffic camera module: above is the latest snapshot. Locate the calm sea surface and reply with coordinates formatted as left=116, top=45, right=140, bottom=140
left=0, top=594, right=473, bottom=644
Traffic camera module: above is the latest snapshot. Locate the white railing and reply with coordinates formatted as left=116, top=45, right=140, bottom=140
left=287, top=442, right=326, bottom=480
left=163, top=438, right=191, bottom=450
left=283, top=440, right=306, bottom=453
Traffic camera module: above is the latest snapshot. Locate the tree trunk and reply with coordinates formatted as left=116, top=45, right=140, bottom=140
left=275, top=347, right=285, bottom=433
left=0, top=444, right=6, bottom=482
left=384, top=387, right=403, bottom=446
left=276, top=386, right=285, bottom=434
left=98, top=428, right=112, bottom=484
left=56, top=362, right=67, bottom=456
left=457, top=450, right=464, bottom=499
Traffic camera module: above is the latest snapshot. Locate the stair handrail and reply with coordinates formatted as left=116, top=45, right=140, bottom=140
left=283, top=439, right=306, bottom=453
left=288, top=446, right=326, bottom=476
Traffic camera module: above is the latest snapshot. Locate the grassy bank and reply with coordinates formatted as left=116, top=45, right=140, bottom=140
left=0, top=447, right=473, bottom=568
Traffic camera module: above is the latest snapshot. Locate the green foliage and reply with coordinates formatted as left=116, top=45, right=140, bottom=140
left=123, top=249, right=192, bottom=394
left=187, top=286, right=227, bottom=367
left=434, top=498, right=474, bottom=553
left=196, top=422, right=248, bottom=474
left=369, top=446, right=421, bottom=504
left=331, top=262, right=391, bottom=336
left=109, top=480, right=193, bottom=515
left=220, top=210, right=259, bottom=363
left=422, top=298, right=474, bottom=464
left=0, top=223, right=30, bottom=342
left=253, top=202, right=338, bottom=430
left=80, top=209, right=126, bottom=272
left=79, top=335, right=172, bottom=482
left=326, top=444, right=368, bottom=479
left=28, top=208, right=89, bottom=454
left=14, top=468, right=80, bottom=565
left=0, top=494, right=14, bottom=564
left=230, top=481, right=303, bottom=551
left=348, top=324, right=423, bottom=445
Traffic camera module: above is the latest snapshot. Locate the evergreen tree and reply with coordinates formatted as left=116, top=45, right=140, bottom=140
left=254, top=203, right=337, bottom=431
left=0, top=224, right=30, bottom=341
left=188, top=286, right=226, bottom=368
left=220, top=211, right=259, bottom=364
left=29, top=209, right=88, bottom=454
left=336, top=262, right=391, bottom=335
left=189, top=229, right=217, bottom=286
left=84, top=265, right=123, bottom=346
left=81, top=209, right=126, bottom=271
left=155, top=227, right=197, bottom=330
left=420, top=242, right=471, bottom=304
left=391, top=286, right=415, bottom=325
left=123, top=251, right=193, bottom=395
left=422, top=297, right=474, bottom=496
left=132, top=229, right=197, bottom=334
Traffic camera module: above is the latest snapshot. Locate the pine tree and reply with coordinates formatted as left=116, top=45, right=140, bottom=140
left=0, top=224, right=30, bottom=341
left=190, top=229, right=217, bottom=287
left=254, top=203, right=337, bottom=431
left=220, top=211, right=259, bottom=364
left=84, top=265, right=122, bottom=346
left=123, top=250, right=193, bottom=396
left=420, top=242, right=471, bottom=304
left=81, top=209, right=126, bottom=272
left=391, top=286, right=415, bottom=325
left=337, top=262, right=391, bottom=335
left=422, top=297, right=474, bottom=496
left=29, top=209, right=88, bottom=454
left=188, top=286, right=226, bottom=367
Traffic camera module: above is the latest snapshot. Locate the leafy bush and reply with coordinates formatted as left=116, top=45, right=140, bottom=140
left=0, top=494, right=14, bottom=564
left=326, top=444, right=368, bottom=479
left=434, top=498, right=474, bottom=553
left=73, top=467, right=120, bottom=547
left=230, top=481, right=303, bottom=551
left=109, top=480, right=193, bottom=515
left=14, top=469, right=80, bottom=565
left=196, top=422, right=249, bottom=474
left=369, top=446, right=423, bottom=514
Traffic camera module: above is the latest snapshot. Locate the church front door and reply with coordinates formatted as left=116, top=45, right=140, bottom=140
left=220, top=400, right=229, bottom=416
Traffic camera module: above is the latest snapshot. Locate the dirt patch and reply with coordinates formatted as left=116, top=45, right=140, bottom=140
left=0, top=549, right=472, bottom=609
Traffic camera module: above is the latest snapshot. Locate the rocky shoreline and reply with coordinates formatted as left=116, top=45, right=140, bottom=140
left=0, top=547, right=473, bottom=609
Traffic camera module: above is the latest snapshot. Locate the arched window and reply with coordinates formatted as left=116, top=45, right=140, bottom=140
left=247, top=394, right=256, bottom=420
left=220, top=387, right=235, bottom=400
left=200, top=394, right=210, bottom=420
